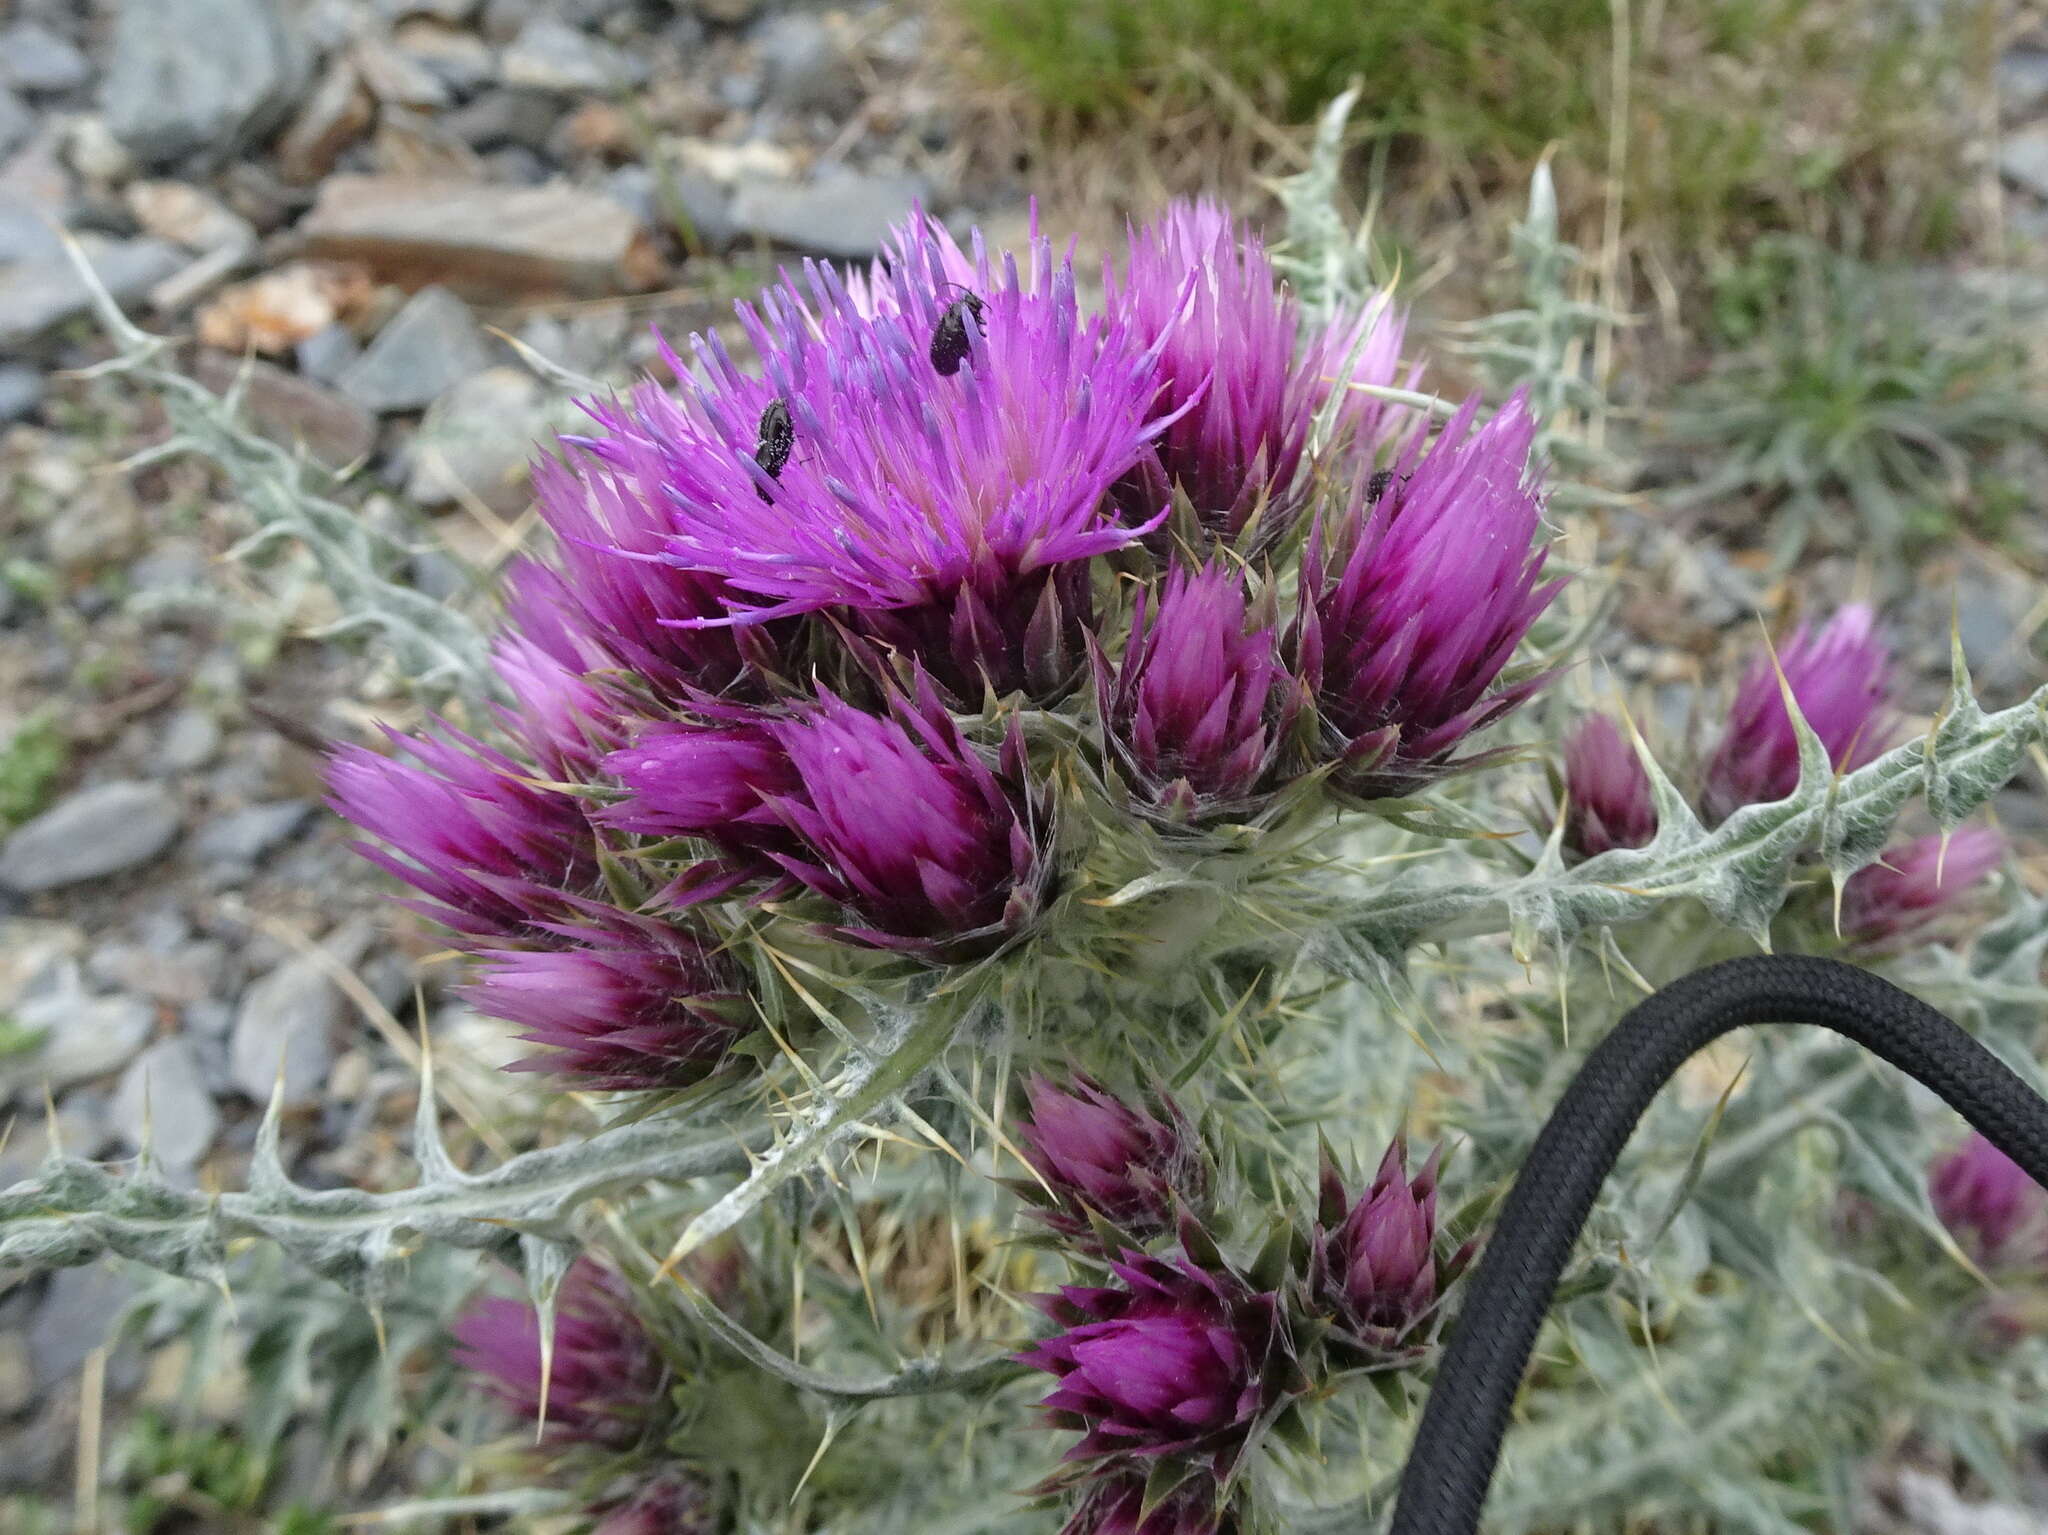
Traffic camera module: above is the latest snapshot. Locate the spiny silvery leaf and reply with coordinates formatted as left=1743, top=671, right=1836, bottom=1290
left=659, top=995, right=962, bottom=1270
left=57, top=232, right=498, bottom=709
left=0, top=1105, right=752, bottom=1294
left=1337, top=679, right=2048, bottom=959
left=1271, top=83, right=1372, bottom=328
left=667, top=1266, right=1023, bottom=1403
left=121, top=1244, right=477, bottom=1468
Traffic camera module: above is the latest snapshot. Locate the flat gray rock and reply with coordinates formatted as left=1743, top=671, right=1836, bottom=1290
left=301, top=174, right=656, bottom=300
left=0, top=23, right=93, bottom=96
left=336, top=284, right=492, bottom=413
left=0, top=781, right=183, bottom=892
left=111, top=1037, right=219, bottom=1168
left=2001, top=122, right=2048, bottom=202
left=190, top=799, right=314, bottom=865
left=729, top=168, right=927, bottom=259
left=0, top=920, right=84, bottom=1014
left=28, top=1264, right=135, bottom=1390
left=0, top=86, right=30, bottom=160
left=229, top=918, right=373, bottom=1107
left=501, top=17, right=648, bottom=94
left=441, top=87, right=566, bottom=152
left=380, top=0, right=479, bottom=19
left=3, top=978, right=154, bottom=1099
left=100, top=0, right=306, bottom=166
left=0, top=362, right=43, bottom=423
left=0, top=1099, right=104, bottom=1189
left=28, top=1266, right=131, bottom=1386
left=0, top=222, right=183, bottom=352
left=406, top=364, right=575, bottom=510
left=153, top=708, right=222, bottom=774
left=2000, top=50, right=2048, bottom=123
left=756, top=13, right=846, bottom=113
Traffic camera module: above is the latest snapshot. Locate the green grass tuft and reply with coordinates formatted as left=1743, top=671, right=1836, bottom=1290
left=951, top=0, right=1610, bottom=156
left=1659, top=237, right=2047, bottom=567
left=0, top=709, right=68, bottom=831
left=950, top=0, right=1983, bottom=264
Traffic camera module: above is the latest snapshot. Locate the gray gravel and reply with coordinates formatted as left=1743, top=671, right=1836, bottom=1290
left=336, top=284, right=493, bottom=413
left=0, top=782, right=183, bottom=893
left=228, top=916, right=373, bottom=1107
left=100, top=0, right=307, bottom=166
left=111, top=1036, right=220, bottom=1168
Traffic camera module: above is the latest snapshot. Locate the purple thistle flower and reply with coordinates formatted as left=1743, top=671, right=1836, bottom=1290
left=520, top=459, right=758, bottom=703
left=1015, top=1073, right=1211, bottom=1243
left=489, top=627, right=625, bottom=781
left=1290, top=394, right=1563, bottom=798
left=464, top=911, right=747, bottom=1090
left=1306, top=1140, right=1465, bottom=1360
left=1562, top=715, right=1657, bottom=859
left=606, top=682, right=1053, bottom=959
left=1095, top=561, right=1299, bottom=826
left=328, top=725, right=597, bottom=942
left=451, top=1260, right=667, bottom=1447
left=762, top=685, right=1053, bottom=958
left=589, top=1476, right=713, bottom=1535
left=843, top=204, right=982, bottom=323
left=574, top=225, right=1170, bottom=702
left=602, top=718, right=806, bottom=901
left=1018, top=1249, right=1295, bottom=1473
left=1841, top=828, right=2003, bottom=952
left=1701, top=603, right=1898, bottom=824
left=1105, top=201, right=1312, bottom=538
left=1931, top=1132, right=2048, bottom=1270
left=1058, top=1470, right=1238, bottom=1535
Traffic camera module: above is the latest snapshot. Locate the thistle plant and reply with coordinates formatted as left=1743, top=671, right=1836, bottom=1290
left=12, top=160, right=2048, bottom=1535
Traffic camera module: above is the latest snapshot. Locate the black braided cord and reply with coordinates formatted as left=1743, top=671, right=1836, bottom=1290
left=1387, top=953, right=2048, bottom=1535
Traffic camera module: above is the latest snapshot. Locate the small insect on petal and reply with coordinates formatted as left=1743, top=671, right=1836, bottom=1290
left=1365, top=468, right=1398, bottom=505
left=753, top=397, right=795, bottom=502
left=929, top=291, right=987, bottom=377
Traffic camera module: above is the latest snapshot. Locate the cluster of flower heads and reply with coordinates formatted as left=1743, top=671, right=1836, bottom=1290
left=452, top=1259, right=712, bottom=1533
left=330, top=199, right=1564, bottom=1088
left=1560, top=603, right=2002, bottom=950
left=1011, top=1076, right=1467, bottom=1534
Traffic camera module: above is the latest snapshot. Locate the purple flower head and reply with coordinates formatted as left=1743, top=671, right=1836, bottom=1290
left=1016, top=1073, right=1211, bottom=1243
left=1018, top=1249, right=1294, bottom=1473
left=1059, top=1470, right=1238, bottom=1535
left=1562, top=715, right=1657, bottom=859
left=451, top=1260, right=667, bottom=1447
left=761, top=683, right=1054, bottom=958
left=1931, top=1132, right=2048, bottom=1270
left=328, top=725, right=597, bottom=942
left=590, top=1476, right=713, bottom=1535
left=522, top=458, right=757, bottom=703
left=1701, top=603, right=1898, bottom=824
left=1291, top=395, right=1563, bottom=798
left=489, top=626, right=625, bottom=781
left=1096, top=561, right=1299, bottom=826
left=1105, top=201, right=1310, bottom=538
left=844, top=205, right=983, bottom=322
left=1307, top=1140, right=1463, bottom=1359
left=606, top=682, right=1053, bottom=958
left=582, top=222, right=1170, bottom=702
left=603, top=718, right=806, bottom=901
left=1841, top=828, right=2003, bottom=953
left=464, top=909, right=747, bottom=1090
